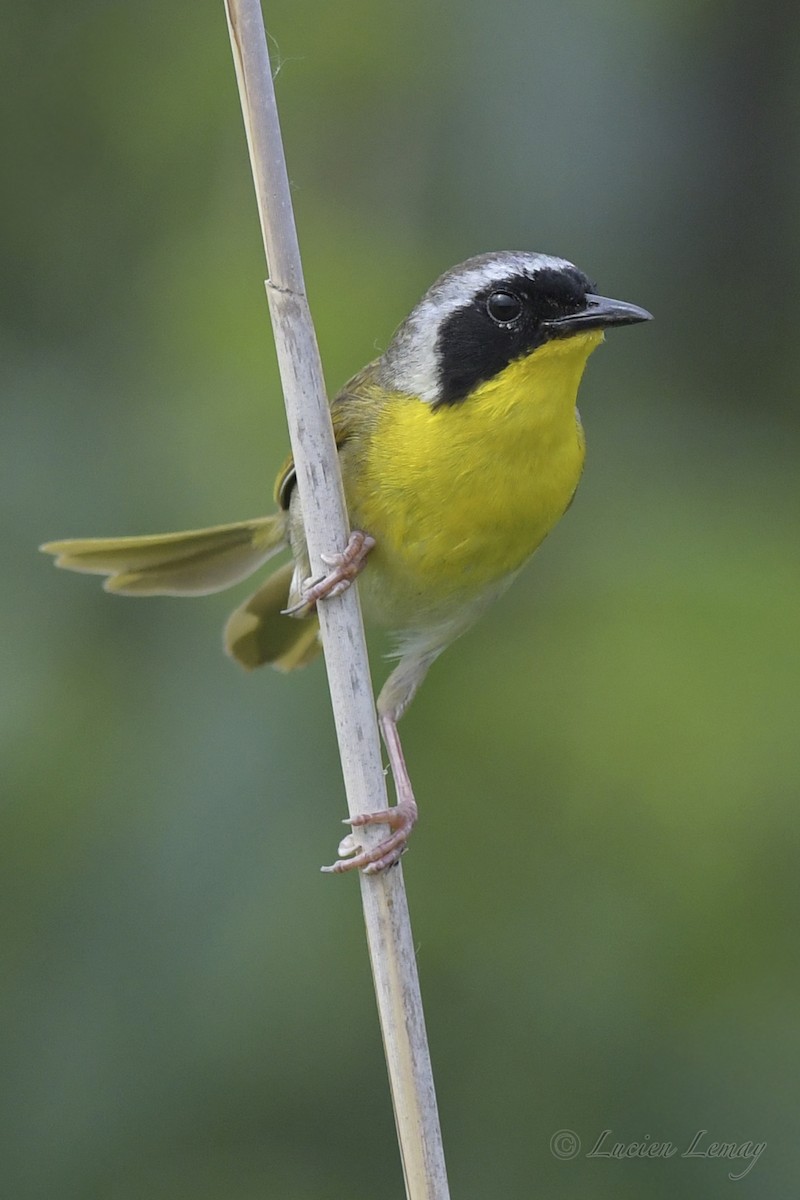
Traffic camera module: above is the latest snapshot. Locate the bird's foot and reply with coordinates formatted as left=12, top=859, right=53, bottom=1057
left=320, top=800, right=418, bottom=875
left=283, top=530, right=375, bottom=617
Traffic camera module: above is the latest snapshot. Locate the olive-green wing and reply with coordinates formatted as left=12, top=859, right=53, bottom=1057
left=273, top=362, right=381, bottom=510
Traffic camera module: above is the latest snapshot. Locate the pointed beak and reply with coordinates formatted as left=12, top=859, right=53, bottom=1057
left=544, top=294, right=653, bottom=336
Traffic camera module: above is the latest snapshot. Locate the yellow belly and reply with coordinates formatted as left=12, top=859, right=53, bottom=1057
left=346, top=332, right=600, bottom=630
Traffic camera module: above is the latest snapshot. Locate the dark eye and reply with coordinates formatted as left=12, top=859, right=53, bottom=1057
left=486, top=290, right=523, bottom=324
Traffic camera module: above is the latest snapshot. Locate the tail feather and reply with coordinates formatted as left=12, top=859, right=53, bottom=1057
left=41, top=515, right=285, bottom=596
left=225, top=561, right=322, bottom=672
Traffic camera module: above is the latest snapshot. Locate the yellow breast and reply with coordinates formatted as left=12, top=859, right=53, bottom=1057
left=346, top=331, right=601, bottom=629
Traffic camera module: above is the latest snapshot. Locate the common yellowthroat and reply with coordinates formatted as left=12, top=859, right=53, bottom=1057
left=42, top=251, right=651, bottom=872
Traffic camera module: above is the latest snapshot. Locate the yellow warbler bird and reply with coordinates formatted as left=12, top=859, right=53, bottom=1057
left=42, top=251, right=651, bottom=873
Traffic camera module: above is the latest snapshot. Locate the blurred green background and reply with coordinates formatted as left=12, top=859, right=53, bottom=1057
left=3, top=1, right=799, bottom=1197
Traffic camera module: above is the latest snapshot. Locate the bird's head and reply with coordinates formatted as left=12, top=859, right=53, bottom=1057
left=379, top=250, right=652, bottom=408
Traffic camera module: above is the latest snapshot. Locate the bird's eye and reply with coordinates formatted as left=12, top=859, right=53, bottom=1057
left=486, top=290, right=523, bottom=324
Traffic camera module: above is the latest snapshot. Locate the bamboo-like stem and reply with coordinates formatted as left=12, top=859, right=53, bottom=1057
left=223, top=4, right=450, bottom=1197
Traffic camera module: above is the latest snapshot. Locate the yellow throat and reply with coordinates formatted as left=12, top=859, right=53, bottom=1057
left=348, top=330, right=602, bottom=625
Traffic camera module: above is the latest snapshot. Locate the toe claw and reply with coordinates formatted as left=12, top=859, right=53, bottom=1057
left=322, top=800, right=418, bottom=875
left=336, top=831, right=361, bottom=857
left=292, top=531, right=376, bottom=615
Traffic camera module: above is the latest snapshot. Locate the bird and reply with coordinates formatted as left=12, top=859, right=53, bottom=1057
left=42, top=251, right=651, bottom=873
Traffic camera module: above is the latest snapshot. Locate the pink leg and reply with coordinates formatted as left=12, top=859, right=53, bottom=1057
left=283, top=531, right=375, bottom=616
left=320, top=714, right=418, bottom=875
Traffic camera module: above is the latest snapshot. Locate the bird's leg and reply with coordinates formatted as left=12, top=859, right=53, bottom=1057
left=322, top=648, right=441, bottom=875
left=283, top=530, right=376, bottom=616
left=321, top=714, right=418, bottom=875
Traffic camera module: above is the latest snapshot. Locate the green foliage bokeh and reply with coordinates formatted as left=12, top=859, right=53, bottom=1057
left=3, top=2, right=799, bottom=1197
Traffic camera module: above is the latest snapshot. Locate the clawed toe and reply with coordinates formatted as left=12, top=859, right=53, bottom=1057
left=321, top=800, right=418, bottom=875
left=284, top=531, right=375, bottom=617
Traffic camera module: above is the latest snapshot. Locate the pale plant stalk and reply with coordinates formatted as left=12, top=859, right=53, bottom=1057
left=223, top=3, right=450, bottom=1196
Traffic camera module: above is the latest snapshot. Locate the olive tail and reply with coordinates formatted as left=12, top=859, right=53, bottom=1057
left=40, top=515, right=286, bottom=596
left=224, top=562, right=322, bottom=673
